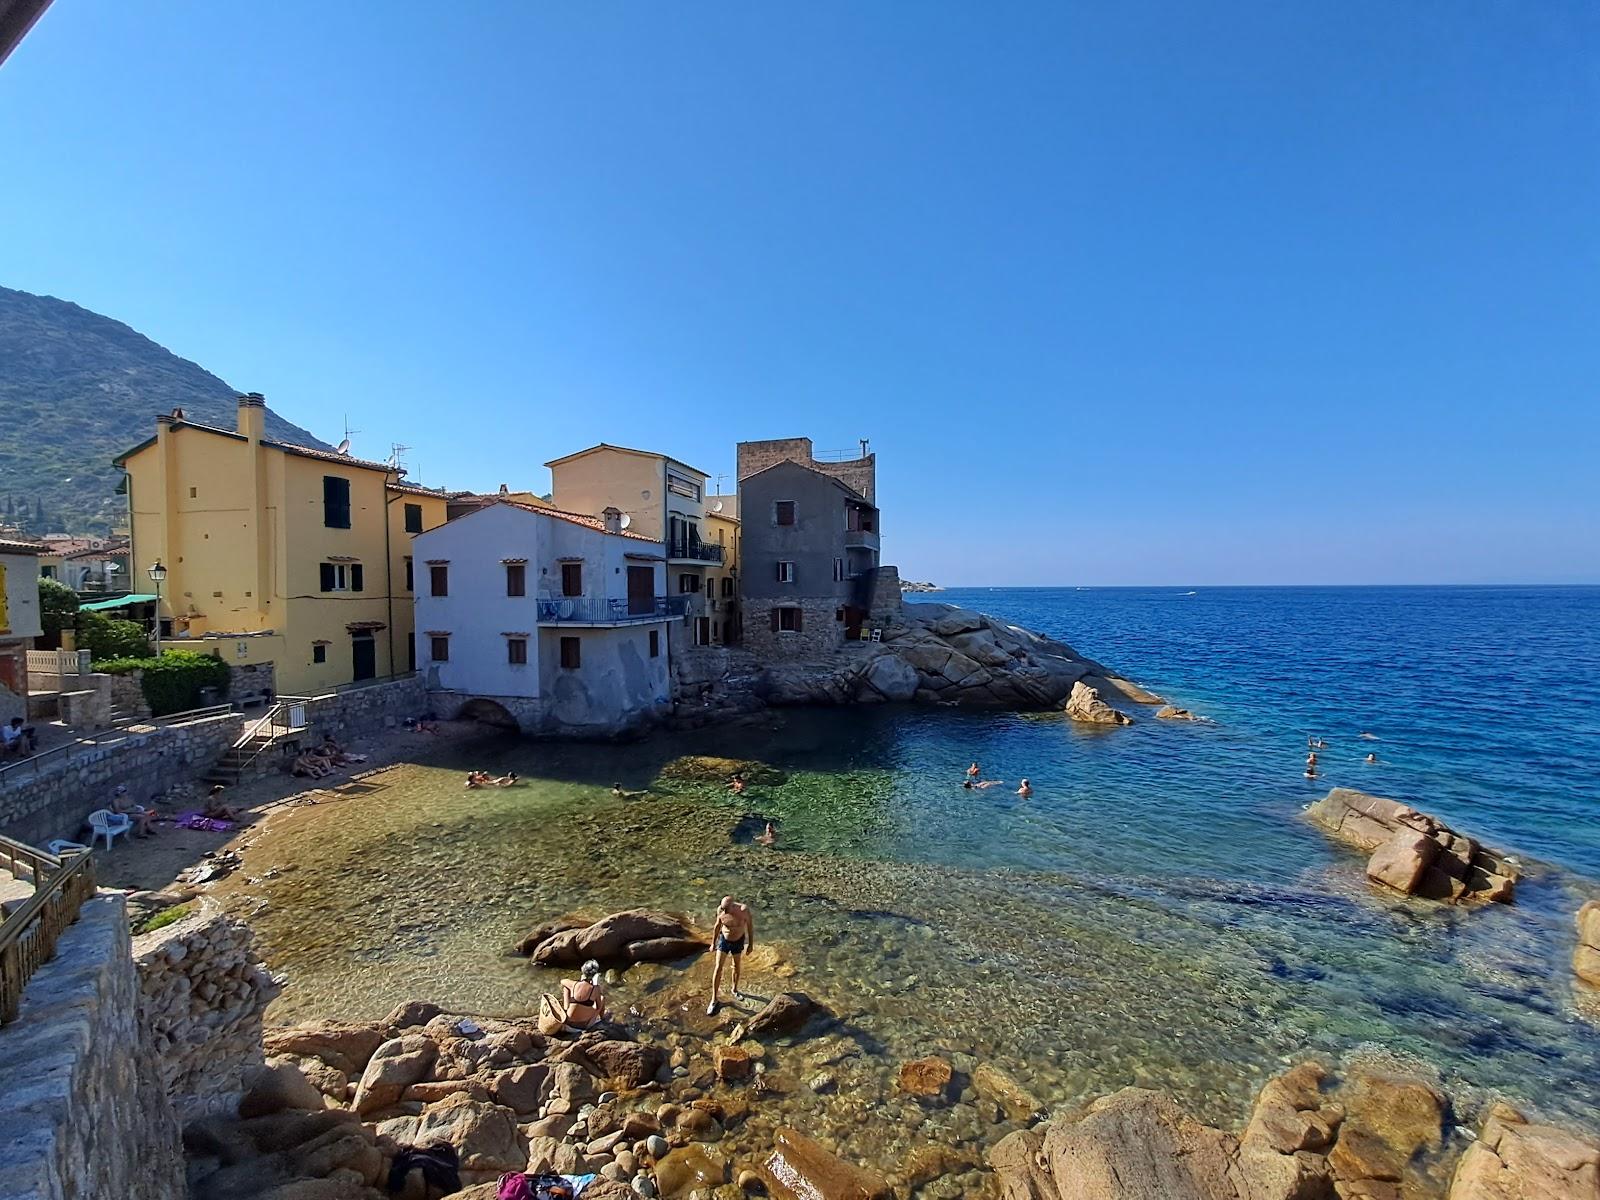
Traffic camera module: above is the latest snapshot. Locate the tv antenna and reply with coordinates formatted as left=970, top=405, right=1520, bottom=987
left=339, top=415, right=360, bottom=454
left=388, top=443, right=411, bottom=470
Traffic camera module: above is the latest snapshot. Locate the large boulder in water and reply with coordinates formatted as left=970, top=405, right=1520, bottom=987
left=762, top=1128, right=892, bottom=1200
left=1063, top=680, right=1132, bottom=726
left=526, top=910, right=708, bottom=967
left=1305, top=789, right=1518, bottom=904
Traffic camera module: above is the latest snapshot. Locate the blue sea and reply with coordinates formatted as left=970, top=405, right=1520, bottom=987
left=240, top=584, right=1600, bottom=1155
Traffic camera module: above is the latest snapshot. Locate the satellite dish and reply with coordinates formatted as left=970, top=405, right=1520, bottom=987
left=558, top=598, right=576, bottom=619
left=106, top=562, right=121, bottom=573
left=710, top=500, right=724, bottom=513
left=336, top=438, right=351, bottom=455
left=620, top=513, right=632, bottom=529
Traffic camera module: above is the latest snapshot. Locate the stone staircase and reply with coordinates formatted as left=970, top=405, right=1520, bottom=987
left=202, top=702, right=304, bottom=786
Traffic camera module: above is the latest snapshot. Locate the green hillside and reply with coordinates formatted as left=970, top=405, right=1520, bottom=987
left=0, top=285, right=328, bottom=535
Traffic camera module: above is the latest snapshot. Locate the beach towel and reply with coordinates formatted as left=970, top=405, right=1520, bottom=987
left=174, top=811, right=233, bottom=832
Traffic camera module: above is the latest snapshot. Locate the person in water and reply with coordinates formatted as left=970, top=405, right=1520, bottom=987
left=963, top=779, right=1004, bottom=790
left=539, top=959, right=607, bottom=1035
left=966, top=762, right=981, bottom=780
left=756, top=821, right=777, bottom=846
left=707, top=895, right=754, bottom=1015
left=1017, top=778, right=1033, bottom=797
left=730, top=774, right=746, bottom=795
left=1365, top=753, right=1377, bottom=764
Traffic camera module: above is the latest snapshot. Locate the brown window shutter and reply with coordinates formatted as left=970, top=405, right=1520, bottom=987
left=770, top=608, right=780, bottom=633
left=795, top=607, right=803, bottom=632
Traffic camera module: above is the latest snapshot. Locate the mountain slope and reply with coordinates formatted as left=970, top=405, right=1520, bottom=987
left=0, top=285, right=328, bottom=535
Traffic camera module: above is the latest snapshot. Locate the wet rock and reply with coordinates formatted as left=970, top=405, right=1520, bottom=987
left=1241, top=1061, right=1343, bottom=1157
left=1367, top=830, right=1440, bottom=895
left=656, top=1146, right=730, bottom=1198
left=737, top=1169, right=764, bottom=1193
left=623, top=1111, right=662, bottom=1140
left=528, top=911, right=709, bottom=967
left=807, top=1073, right=837, bottom=1095
left=1063, top=680, right=1132, bottom=726
left=746, top=992, right=826, bottom=1039
left=648, top=1135, right=672, bottom=1159
left=352, top=1035, right=437, bottom=1116
left=1575, top=901, right=1600, bottom=987
left=240, top=1061, right=329, bottom=1118
left=675, top=1107, right=723, bottom=1142
left=761, top=1128, right=892, bottom=1200
left=1328, top=1067, right=1446, bottom=1198
left=1450, top=1102, right=1600, bottom=1199
left=714, top=1045, right=753, bottom=1083
left=899, top=1144, right=978, bottom=1189
left=1155, top=705, right=1204, bottom=721
left=897, top=1057, right=953, bottom=1100
left=971, top=1063, right=1041, bottom=1123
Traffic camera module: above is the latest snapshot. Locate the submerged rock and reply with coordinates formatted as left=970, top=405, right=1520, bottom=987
left=761, top=1128, right=892, bottom=1200
left=1305, top=788, right=1518, bottom=904
left=1156, top=705, right=1205, bottom=721
left=521, top=910, right=708, bottom=967
left=745, top=992, right=827, bottom=1039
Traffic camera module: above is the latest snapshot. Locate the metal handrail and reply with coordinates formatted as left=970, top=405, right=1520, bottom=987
left=0, top=842, right=96, bottom=1023
left=666, top=539, right=724, bottom=563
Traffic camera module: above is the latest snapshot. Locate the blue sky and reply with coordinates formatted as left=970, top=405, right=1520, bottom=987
left=3, top=2, right=1596, bottom=584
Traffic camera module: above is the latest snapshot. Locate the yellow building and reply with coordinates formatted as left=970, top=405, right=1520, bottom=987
left=114, top=395, right=449, bottom=694
left=703, top=494, right=740, bottom=645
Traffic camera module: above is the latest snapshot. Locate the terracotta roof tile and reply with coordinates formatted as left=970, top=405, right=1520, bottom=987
left=0, top=538, right=45, bottom=555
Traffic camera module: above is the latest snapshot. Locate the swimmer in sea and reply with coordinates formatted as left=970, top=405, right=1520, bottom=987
left=966, top=762, right=981, bottom=780
left=730, top=774, right=747, bottom=796
left=1017, top=778, right=1033, bottom=798
left=1365, top=753, right=1377, bottom=764
left=963, top=779, right=1004, bottom=790
left=756, top=821, right=776, bottom=846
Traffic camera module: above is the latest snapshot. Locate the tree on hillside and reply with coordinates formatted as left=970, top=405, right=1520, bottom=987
left=38, top=578, right=80, bottom=647
left=33, top=496, right=45, bottom=530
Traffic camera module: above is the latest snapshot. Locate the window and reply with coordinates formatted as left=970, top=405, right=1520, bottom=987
left=560, top=563, right=582, bottom=597
left=404, top=503, right=423, bottom=533
left=404, top=557, right=414, bottom=592
left=319, top=562, right=361, bottom=592
left=189, top=487, right=197, bottom=499
left=721, top=576, right=734, bottom=598
left=312, top=644, right=327, bottom=664
left=323, top=476, right=351, bottom=528
left=649, top=630, right=660, bottom=658
left=431, top=636, right=450, bottom=662
left=678, top=573, right=701, bottom=594
left=833, top=558, right=845, bottom=582
left=666, top=471, right=701, bottom=501
left=846, top=505, right=875, bottom=533
left=773, top=606, right=802, bottom=633
left=560, top=636, right=581, bottom=669
left=696, top=617, right=711, bottom=645
left=507, top=637, right=528, bottom=665
left=508, top=563, right=528, bottom=597
left=775, top=500, right=796, bottom=526
left=430, top=565, right=448, bottom=596
left=776, top=561, right=795, bottom=584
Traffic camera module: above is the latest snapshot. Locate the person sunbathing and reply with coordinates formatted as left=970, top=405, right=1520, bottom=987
left=490, top=772, right=519, bottom=787
left=465, top=771, right=492, bottom=789
left=539, top=960, right=607, bottom=1035
left=203, top=786, right=240, bottom=821
left=293, top=753, right=332, bottom=779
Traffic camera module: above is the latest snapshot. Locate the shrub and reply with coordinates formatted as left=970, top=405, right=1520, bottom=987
left=133, top=901, right=194, bottom=935
left=38, top=578, right=79, bottom=639
left=78, top=611, right=151, bottom=661
left=87, top=650, right=231, bottom=716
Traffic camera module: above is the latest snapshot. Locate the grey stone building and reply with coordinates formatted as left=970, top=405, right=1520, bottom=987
left=737, top=445, right=882, bottom=660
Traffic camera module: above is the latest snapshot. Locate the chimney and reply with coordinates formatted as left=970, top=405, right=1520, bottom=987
left=237, top=392, right=267, bottom=441
left=601, top=507, right=622, bottom=534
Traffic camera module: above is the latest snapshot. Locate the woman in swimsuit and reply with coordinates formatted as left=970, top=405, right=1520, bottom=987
left=539, top=959, right=607, bottom=1035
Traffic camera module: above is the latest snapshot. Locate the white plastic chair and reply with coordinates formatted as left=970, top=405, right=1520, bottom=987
left=47, top=838, right=88, bottom=856
left=87, top=809, right=131, bottom=851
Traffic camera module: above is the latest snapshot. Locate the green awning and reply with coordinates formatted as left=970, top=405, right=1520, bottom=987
left=78, top=593, right=158, bottom=611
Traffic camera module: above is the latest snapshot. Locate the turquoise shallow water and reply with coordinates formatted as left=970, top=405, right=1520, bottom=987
left=236, top=585, right=1600, bottom=1165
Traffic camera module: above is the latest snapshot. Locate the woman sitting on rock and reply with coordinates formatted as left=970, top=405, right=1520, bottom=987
left=538, top=959, right=607, bottom=1036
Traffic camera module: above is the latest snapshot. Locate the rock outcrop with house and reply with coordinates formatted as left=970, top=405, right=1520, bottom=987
left=757, top=602, right=1164, bottom=716
left=1305, top=788, right=1519, bottom=903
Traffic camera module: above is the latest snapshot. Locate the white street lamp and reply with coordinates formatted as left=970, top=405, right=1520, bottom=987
left=147, top=560, right=168, bottom=657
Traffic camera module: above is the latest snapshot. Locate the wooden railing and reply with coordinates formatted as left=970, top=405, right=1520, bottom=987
left=0, top=835, right=97, bottom=1024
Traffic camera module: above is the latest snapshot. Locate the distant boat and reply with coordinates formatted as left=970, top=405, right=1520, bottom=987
left=1180, top=590, right=1197, bottom=596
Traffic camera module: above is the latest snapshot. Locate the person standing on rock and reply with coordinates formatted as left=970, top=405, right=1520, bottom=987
left=707, top=896, right=754, bottom=1015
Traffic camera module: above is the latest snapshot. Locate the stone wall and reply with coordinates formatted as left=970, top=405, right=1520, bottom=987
left=108, top=671, right=151, bottom=720
left=742, top=596, right=849, bottom=661
left=862, top=565, right=904, bottom=626
left=735, top=437, right=877, bottom=503
left=0, top=896, right=185, bottom=1200
left=134, top=902, right=281, bottom=1122
left=227, top=660, right=276, bottom=703
left=303, top=673, right=428, bottom=744
left=0, top=713, right=245, bottom=847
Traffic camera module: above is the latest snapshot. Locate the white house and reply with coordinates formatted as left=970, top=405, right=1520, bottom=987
left=411, top=500, right=677, bottom=737
left=1, top=537, right=44, bottom=725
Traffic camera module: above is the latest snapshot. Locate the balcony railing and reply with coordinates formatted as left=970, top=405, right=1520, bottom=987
left=667, top=538, right=724, bottom=564
left=537, top=597, right=673, bottom=624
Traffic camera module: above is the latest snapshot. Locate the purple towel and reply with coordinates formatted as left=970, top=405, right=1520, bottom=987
left=174, top=811, right=232, bottom=832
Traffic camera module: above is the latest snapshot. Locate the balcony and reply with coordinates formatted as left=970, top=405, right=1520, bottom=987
left=537, top=596, right=672, bottom=625
left=667, top=537, right=724, bottom=564
left=843, top=527, right=878, bottom=548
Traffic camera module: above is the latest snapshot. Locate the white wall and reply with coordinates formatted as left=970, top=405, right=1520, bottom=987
left=2, top=552, right=43, bottom=640
left=411, top=504, right=672, bottom=734
left=412, top=504, right=543, bottom=699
